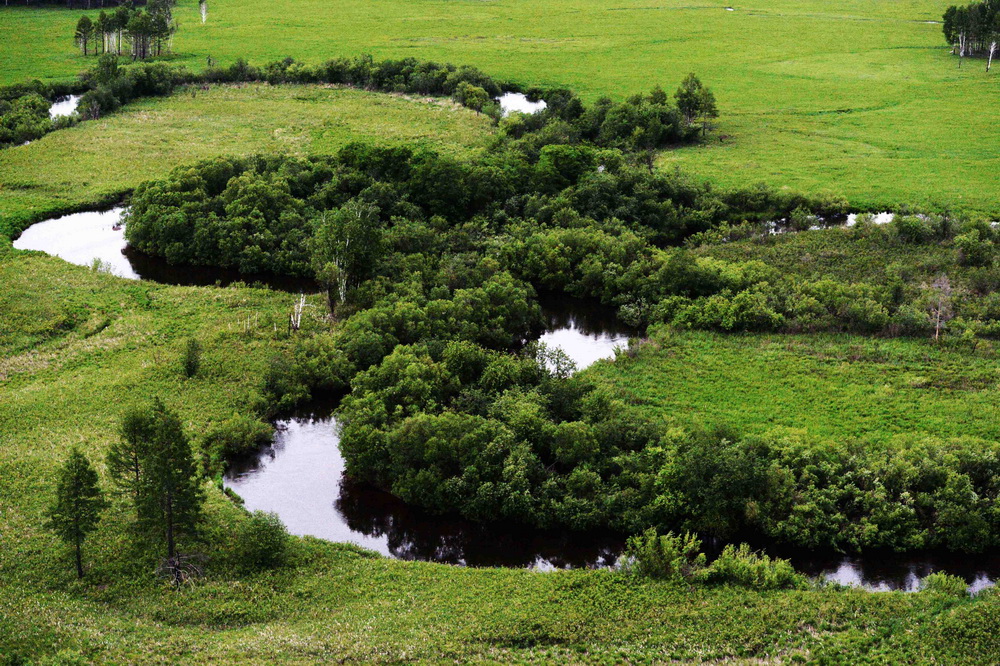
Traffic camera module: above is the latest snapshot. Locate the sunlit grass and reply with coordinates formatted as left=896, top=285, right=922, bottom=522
left=3, top=0, right=999, bottom=212
left=0, top=83, right=493, bottom=238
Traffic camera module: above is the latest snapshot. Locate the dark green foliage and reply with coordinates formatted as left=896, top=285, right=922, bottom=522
left=0, top=92, right=52, bottom=147
left=181, top=337, right=201, bottom=378
left=106, top=405, right=155, bottom=505
left=942, top=0, right=1000, bottom=58
left=46, top=448, right=106, bottom=578
left=110, top=398, right=205, bottom=560
left=231, top=510, right=290, bottom=573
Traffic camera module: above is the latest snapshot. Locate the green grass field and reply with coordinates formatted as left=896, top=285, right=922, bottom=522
left=3, top=0, right=999, bottom=213
left=0, top=83, right=492, bottom=238
left=6, top=0, right=1000, bottom=661
left=4, top=247, right=1000, bottom=664
left=590, top=329, right=1000, bottom=445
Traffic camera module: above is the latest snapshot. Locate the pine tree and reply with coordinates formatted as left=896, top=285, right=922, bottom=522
left=47, top=448, right=106, bottom=579
left=134, top=398, right=204, bottom=561
left=106, top=405, right=155, bottom=508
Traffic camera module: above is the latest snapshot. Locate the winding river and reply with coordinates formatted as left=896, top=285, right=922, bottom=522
left=13, top=208, right=1000, bottom=590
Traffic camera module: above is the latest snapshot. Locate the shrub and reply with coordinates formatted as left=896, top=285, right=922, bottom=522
left=955, top=230, right=994, bottom=267
left=232, top=510, right=290, bottom=572
left=920, top=571, right=968, bottom=598
left=621, top=528, right=706, bottom=581
left=182, top=337, right=201, bottom=378
left=894, top=215, right=934, bottom=244
left=202, top=415, right=272, bottom=462
left=698, top=543, right=808, bottom=590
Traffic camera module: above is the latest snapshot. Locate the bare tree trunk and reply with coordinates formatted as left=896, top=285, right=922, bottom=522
left=989, top=42, right=997, bottom=72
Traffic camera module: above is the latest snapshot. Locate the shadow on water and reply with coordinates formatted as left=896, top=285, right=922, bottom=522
left=224, top=398, right=624, bottom=569
left=17, top=207, right=1000, bottom=589
left=12, top=207, right=315, bottom=292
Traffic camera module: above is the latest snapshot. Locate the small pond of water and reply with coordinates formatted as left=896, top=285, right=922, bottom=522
left=49, top=95, right=80, bottom=119
left=498, top=92, right=547, bottom=117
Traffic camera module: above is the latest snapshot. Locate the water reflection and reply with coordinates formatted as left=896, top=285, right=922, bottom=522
left=498, top=92, right=546, bottom=117
left=13, top=207, right=314, bottom=291
left=49, top=95, right=80, bottom=119
left=535, top=294, right=636, bottom=370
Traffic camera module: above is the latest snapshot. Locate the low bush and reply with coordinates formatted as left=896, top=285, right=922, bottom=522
left=231, top=510, right=290, bottom=573
left=698, top=544, right=808, bottom=590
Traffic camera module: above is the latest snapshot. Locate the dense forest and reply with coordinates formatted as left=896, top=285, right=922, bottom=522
left=121, top=142, right=1000, bottom=553
left=943, top=0, right=1000, bottom=67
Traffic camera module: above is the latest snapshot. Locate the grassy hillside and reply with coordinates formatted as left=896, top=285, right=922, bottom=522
left=0, top=83, right=493, bottom=238
left=3, top=247, right=1000, bottom=664
left=2, top=0, right=999, bottom=213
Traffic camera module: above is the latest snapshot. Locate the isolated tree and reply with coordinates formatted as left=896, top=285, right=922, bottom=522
left=674, top=73, right=718, bottom=136
left=310, top=200, right=384, bottom=314
left=927, top=274, right=954, bottom=340
left=47, top=448, right=106, bottom=579
left=133, top=398, right=204, bottom=561
left=75, top=16, right=94, bottom=56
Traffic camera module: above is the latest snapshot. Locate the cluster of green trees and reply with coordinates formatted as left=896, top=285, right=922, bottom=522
left=46, top=398, right=288, bottom=580
left=122, top=146, right=1000, bottom=553
left=74, top=0, right=176, bottom=60
left=0, top=80, right=81, bottom=147
left=943, top=0, right=1000, bottom=69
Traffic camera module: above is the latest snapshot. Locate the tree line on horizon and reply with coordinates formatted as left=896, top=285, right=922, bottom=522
left=943, top=0, right=1000, bottom=70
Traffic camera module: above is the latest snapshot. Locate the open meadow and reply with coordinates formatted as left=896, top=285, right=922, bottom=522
left=0, top=84, right=491, bottom=237
left=5, top=0, right=1000, bottom=662
left=2, top=0, right=999, bottom=212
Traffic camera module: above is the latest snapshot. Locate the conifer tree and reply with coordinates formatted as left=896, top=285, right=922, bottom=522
left=47, top=448, right=106, bottom=579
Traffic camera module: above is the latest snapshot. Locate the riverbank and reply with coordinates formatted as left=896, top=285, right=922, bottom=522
left=3, top=242, right=1000, bottom=662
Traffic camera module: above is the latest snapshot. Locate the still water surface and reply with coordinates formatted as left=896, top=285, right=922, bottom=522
left=14, top=208, right=1000, bottom=589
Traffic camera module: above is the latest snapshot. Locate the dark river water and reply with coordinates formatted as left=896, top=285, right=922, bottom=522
left=13, top=208, right=1000, bottom=590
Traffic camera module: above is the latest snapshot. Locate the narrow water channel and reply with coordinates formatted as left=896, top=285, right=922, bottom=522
left=13, top=207, right=1000, bottom=589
